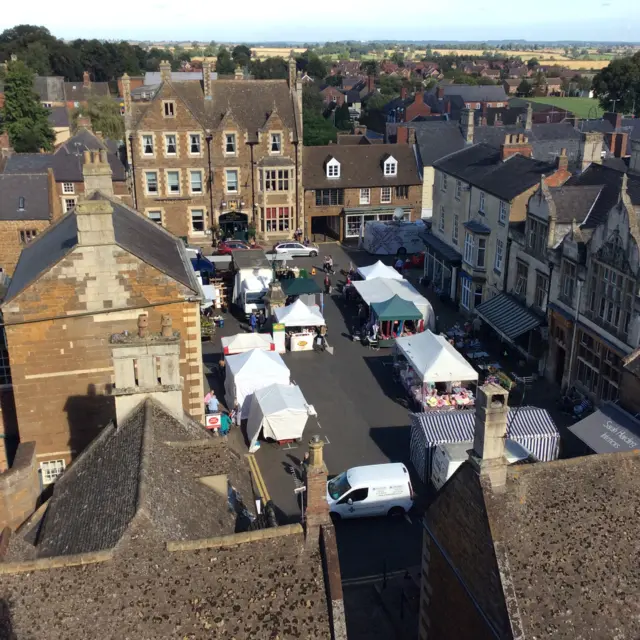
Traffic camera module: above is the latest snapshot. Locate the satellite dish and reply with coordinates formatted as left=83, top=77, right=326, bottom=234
left=393, top=207, right=404, bottom=221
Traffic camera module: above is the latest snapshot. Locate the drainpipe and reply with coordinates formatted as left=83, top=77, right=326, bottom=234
left=128, top=134, right=137, bottom=209
left=567, top=277, right=584, bottom=390
left=294, top=141, right=300, bottom=236
left=205, top=133, right=214, bottom=233
left=250, top=143, right=256, bottom=229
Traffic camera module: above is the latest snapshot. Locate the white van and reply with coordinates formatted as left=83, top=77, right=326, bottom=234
left=326, top=463, right=413, bottom=520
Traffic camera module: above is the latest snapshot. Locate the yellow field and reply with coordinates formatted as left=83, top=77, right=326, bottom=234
left=561, top=59, right=610, bottom=70
left=251, top=47, right=306, bottom=60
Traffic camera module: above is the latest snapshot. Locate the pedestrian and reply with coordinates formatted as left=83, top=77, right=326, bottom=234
left=394, top=257, right=404, bottom=273
left=324, top=273, right=331, bottom=294
left=249, top=311, right=257, bottom=333
left=206, top=392, right=219, bottom=414
left=472, top=315, right=482, bottom=338
left=231, top=401, right=241, bottom=426
left=301, top=451, right=310, bottom=479
left=218, top=358, right=226, bottom=382
left=219, top=411, right=232, bottom=436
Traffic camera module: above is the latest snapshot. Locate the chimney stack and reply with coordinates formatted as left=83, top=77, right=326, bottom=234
left=630, top=139, right=640, bottom=174
left=436, top=85, right=444, bottom=100
left=77, top=115, right=92, bottom=131
left=121, top=73, right=132, bottom=118
left=401, top=86, right=408, bottom=100
left=556, top=148, right=569, bottom=172
left=83, top=70, right=91, bottom=88
left=288, top=56, right=297, bottom=89
left=305, top=435, right=331, bottom=533
left=460, top=107, right=474, bottom=144
left=580, top=131, right=603, bottom=171
left=75, top=197, right=115, bottom=246
left=603, top=111, right=622, bottom=131
left=469, top=383, right=510, bottom=490
left=202, top=59, right=212, bottom=99
left=408, top=127, right=417, bottom=146
left=159, top=60, right=171, bottom=83
left=161, top=314, right=173, bottom=338
left=82, top=149, right=114, bottom=196
left=525, top=102, right=533, bottom=131
left=500, top=133, right=533, bottom=160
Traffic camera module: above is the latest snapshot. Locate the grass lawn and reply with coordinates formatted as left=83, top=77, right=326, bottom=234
left=527, top=97, right=603, bottom=119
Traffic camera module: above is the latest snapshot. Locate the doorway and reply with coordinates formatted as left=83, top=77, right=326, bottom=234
left=555, top=346, right=566, bottom=386
left=219, top=212, right=248, bottom=241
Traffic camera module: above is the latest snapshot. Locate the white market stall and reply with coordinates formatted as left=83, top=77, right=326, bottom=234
left=221, top=333, right=275, bottom=355
left=224, top=349, right=290, bottom=418
left=247, top=383, right=312, bottom=451
left=395, top=331, right=478, bottom=411
left=274, top=299, right=326, bottom=352
left=357, top=260, right=403, bottom=281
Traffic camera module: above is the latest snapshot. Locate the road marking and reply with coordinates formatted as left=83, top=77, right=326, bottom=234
left=283, top=442, right=299, bottom=450
left=247, top=454, right=271, bottom=503
left=324, top=435, right=331, bottom=444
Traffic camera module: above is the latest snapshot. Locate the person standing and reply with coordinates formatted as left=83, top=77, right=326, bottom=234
left=324, top=273, right=331, bottom=294
left=249, top=311, right=257, bottom=333
left=207, top=392, right=219, bottom=414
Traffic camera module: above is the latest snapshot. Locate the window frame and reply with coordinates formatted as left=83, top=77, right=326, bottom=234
left=460, top=277, right=472, bottom=310
left=141, top=133, right=155, bottom=157
left=441, top=172, right=448, bottom=192
left=479, top=191, right=486, bottom=214
left=326, top=158, right=340, bottom=179
left=359, top=187, right=371, bottom=205
left=477, top=237, right=486, bottom=268
left=380, top=186, right=392, bottom=204
left=515, top=260, right=529, bottom=297
left=19, top=229, right=38, bottom=244
left=455, top=180, right=462, bottom=200
left=40, top=459, right=66, bottom=485
left=189, top=169, right=204, bottom=195
left=499, top=200, right=508, bottom=224
left=384, top=157, right=398, bottom=176
left=144, top=170, right=159, bottom=196
left=224, top=132, right=237, bottom=156
left=315, top=189, right=344, bottom=207
left=395, top=185, right=409, bottom=199
left=495, top=238, right=504, bottom=272
left=63, top=197, right=77, bottom=212
left=62, top=182, right=75, bottom=194
left=166, top=169, right=181, bottom=196
left=264, top=206, right=292, bottom=233
left=534, top=272, right=549, bottom=309
left=225, top=168, right=239, bottom=194
left=164, top=133, right=177, bottom=157
left=463, top=232, right=474, bottom=265
left=188, top=132, right=202, bottom=156
left=190, top=208, right=206, bottom=234
left=147, top=210, right=163, bottom=225
left=163, top=100, right=176, bottom=117
left=270, top=132, right=283, bottom=155
left=452, top=213, right=459, bottom=244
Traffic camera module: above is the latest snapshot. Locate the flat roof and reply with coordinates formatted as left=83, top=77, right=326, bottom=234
left=232, top=250, right=272, bottom=270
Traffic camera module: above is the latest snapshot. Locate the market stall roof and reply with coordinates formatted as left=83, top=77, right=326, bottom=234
left=475, top=293, right=542, bottom=342
left=225, top=349, right=289, bottom=379
left=232, top=250, right=271, bottom=270
left=569, top=402, right=640, bottom=453
left=396, top=330, right=478, bottom=382
left=274, top=299, right=326, bottom=327
left=357, top=260, right=403, bottom=281
left=371, top=295, right=422, bottom=321
left=281, top=277, right=322, bottom=296
left=221, top=333, right=275, bottom=355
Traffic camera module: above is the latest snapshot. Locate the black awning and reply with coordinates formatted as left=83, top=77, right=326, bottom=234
left=475, top=293, right=542, bottom=341
left=423, top=232, right=462, bottom=265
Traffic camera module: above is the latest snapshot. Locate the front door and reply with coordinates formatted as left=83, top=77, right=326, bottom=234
left=219, top=212, right=248, bottom=241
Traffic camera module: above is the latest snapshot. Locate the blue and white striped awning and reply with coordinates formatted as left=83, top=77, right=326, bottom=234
left=409, top=407, right=560, bottom=483
left=475, top=293, right=542, bottom=341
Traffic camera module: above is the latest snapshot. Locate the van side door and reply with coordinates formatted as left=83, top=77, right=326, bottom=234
left=336, top=487, right=370, bottom=518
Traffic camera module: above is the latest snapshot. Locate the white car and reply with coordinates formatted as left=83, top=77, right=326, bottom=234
left=273, top=242, right=318, bottom=258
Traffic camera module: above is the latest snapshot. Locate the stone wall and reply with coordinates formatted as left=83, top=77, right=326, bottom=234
left=0, top=220, right=52, bottom=276
left=0, top=387, right=18, bottom=472
left=0, top=442, right=39, bottom=531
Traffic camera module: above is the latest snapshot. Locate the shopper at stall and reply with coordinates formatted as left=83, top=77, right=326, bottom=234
left=207, top=392, right=219, bottom=414
left=394, top=257, right=404, bottom=273
left=249, top=311, right=257, bottom=333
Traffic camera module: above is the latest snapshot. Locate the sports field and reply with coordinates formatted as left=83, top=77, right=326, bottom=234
left=528, top=97, right=603, bottom=118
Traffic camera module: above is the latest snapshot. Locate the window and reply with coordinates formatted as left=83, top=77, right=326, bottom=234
left=164, top=134, right=177, bottom=155
left=264, top=169, right=290, bottom=192
left=145, top=171, right=158, bottom=195
left=395, top=186, right=409, bottom=199
left=225, top=133, right=236, bottom=154
left=270, top=133, right=282, bottom=153
left=474, top=284, right=483, bottom=308
left=327, top=158, right=340, bottom=178
left=189, top=134, right=201, bottom=155
left=190, top=209, right=205, bottom=233
left=527, top=217, right=548, bottom=257
left=18, top=197, right=25, bottom=211
left=64, top=198, right=77, bottom=212
left=588, top=263, right=632, bottom=334
left=438, top=205, right=445, bottom=232
left=0, top=343, right=10, bottom=386
left=264, top=207, right=292, bottom=232
left=167, top=171, right=180, bottom=195
left=477, top=238, right=486, bottom=268
left=384, top=156, right=397, bottom=176
left=19, top=229, right=37, bottom=244
left=535, top=272, right=548, bottom=309
left=561, top=260, right=576, bottom=303
left=40, top=459, right=66, bottom=485
left=62, top=182, right=74, bottom=194
left=360, top=188, right=370, bottom=205
left=225, top=169, right=238, bottom=193
left=163, top=101, right=175, bottom=117
left=479, top=191, right=485, bottom=213
left=441, top=172, right=448, bottom=191
left=455, top=180, right=462, bottom=200
left=495, top=238, right=504, bottom=272
left=515, top=261, right=529, bottom=297
left=463, top=232, right=474, bottom=264
left=381, top=187, right=391, bottom=204
left=499, top=200, right=508, bottom=224
left=42, top=102, right=52, bottom=108
left=461, top=277, right=472, bottom=309
left=452, top=214, right=458, bottom=244
left=338, top=487, right=369, bottom=504
left=147, top=211, right=162, bottom=225
left=576, top=329, right=604, bottom=395
left=315, top=189, right=344, bottom=206
left=142, top=134, right=154, bottom=156
left=190, top=170, right=203, bottom=194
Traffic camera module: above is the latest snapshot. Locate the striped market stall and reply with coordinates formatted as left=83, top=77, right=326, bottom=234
left=409, top=407, right=560, bottom=484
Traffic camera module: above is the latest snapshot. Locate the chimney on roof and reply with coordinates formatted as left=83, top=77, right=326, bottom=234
left=460, top=107, right=474, bottom=144
left=83, top=70, right=91, bottom=88
left=414, top=90, right=424, bottom=104
left=159, top=60, right=171, bottom=83
left=367, top=74, right=375, bottom=93
left=304, top=435, right=331, bottom=534
left=202, top=59, right=212, bottom=99
left=288, top=56, right=297, bottom=90
left=82, top=149, right=114, bottom=196
left=580, top=131, right=603, bottom=171
left=436, top=85, right=444, bottom=100
left=121, top=73, right=132, bottom=118
left=556, top=147, right=569, bottom=172
left=76, top=114, right=92, bottom=131
left=75, top=194, right=115, bottom=247
left=500, top=133, right=533, bottom=161
left=469, top=383, right=510, bottom=490
left=630, top=139, right=640, bottom=174
left=525, top=102, right=533, bottom=131
left=401, top=86, right=408, bottom=100
left=603, top=111, right=622, bottom=131
left=408, top=127, right=417, bottom=146
left=234, top=66, right=243, bottom=80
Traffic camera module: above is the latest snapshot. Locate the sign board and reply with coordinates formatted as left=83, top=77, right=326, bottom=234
left=272, top=323, right=285, bottom=332
left=205, top=413, right=221, bottom=430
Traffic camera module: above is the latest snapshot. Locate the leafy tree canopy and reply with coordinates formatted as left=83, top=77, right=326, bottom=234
left=517, top=79, right=533, bottom=97
left=231, top=45, right=252, bottom=68
left=216, top=48, right=235, bottom=75
left=72, top=95, right=124, bottom=140
left=250, top=57, right=287, bottom=80
left=592, top=52, right=640, bottom=116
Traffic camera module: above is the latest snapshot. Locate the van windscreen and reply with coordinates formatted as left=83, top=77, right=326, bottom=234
left=328, top=472, right=351, bottom=500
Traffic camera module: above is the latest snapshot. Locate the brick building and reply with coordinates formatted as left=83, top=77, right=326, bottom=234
left=123, top=58, right=303, bottom=245
left=302, top=140, right=422, bottom=242
left=0, top=151, right=204, bottom=482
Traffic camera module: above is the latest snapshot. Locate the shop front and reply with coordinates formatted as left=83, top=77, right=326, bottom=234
left=219, top=211, right=249, bottom=241
left=343, top=206, right=411, bottom=241
left=422, top=233, right=461, bottom=301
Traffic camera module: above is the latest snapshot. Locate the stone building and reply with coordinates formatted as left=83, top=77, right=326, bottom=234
left=122, top=58, right=303, bottom=246
left=419, top=382, right=640, bottom=640
left=0, top=150, right=204, bottom=484
left=302, top=140, right=422, bottom=242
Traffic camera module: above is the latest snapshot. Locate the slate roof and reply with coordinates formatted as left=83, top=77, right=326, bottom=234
left=433, top=143, right=557, bottom=201
left=63, top=80, right=110, bottom=103
left=437, top=84, right=508, bottom=103
left=303, top=144, right=420, bottom=190
left=33, top=76, right=65, bottom=103
left=3, top=194, right=200, bottom=303
left=48, top=106, right=70, bottom=128
left=578, top=117, right=640, bottom=155
left=144, top=70, right=218, bottom=84
left=0, top=174, right=50, bottom=221
left=547, top=185, right=604, bottom=224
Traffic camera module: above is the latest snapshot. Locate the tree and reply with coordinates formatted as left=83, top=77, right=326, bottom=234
left=0, top=60, right=54, bottom=152
left=23, top=41, right=51, bottom=75
left=390, top=52, right=405, bottom=67
left=592, top=53, right=640, bottom=115
left=334, top=102, right=351, bottom=130
left=517, top=79, right=533, bottom=97
left=250, top=57, right=287, bottom=80
left=302, top=84, right=337, bottom=145
left=303, top=52, right=327, bottom=79
left=216, top=48, right=235, bottom=75
left=72, top=95, right=124, bottom=140
left=527, top=57, right=539, bottom=69
left=231, top=45, right=252, bottom=68
left=360, top=60, right=378, bottom=78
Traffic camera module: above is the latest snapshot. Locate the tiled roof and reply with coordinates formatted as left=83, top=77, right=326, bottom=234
left=0, top=174, right=50, bottom=221
left=48, top=106, right=70, bottom=128
left=303, top=144, right=420, bottom=190
left=547, top=185, right=604, bottom=224
left=439, top=84, right=508, bottom=103
left=33, top=76, right=65, bottom=103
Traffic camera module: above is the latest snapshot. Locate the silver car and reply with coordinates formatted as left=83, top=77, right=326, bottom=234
left=273, top=242, right=319, bottom=258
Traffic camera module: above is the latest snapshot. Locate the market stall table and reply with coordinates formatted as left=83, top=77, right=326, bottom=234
left=273, top=299, right=326, bottom=352
left=370, top=295, right=424, bottom=347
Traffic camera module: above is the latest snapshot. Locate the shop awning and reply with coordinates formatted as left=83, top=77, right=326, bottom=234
left=475, top=293, right=542, bottom=341
left=281, top=277, right=322, bottom=296
left=343, top=205, right=413, bottom=216
left=422, top=233, right=462, bottom=265
left=568, top=402, right=640, bottom=453
left=371, top=295, right=422, bottom=321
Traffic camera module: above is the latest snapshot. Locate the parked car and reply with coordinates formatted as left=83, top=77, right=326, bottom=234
left=190, top=255, right=216, bottom=284
left=217, top=240, right=262, bottom=255
left=272, top=242, right=319, bottom=258
left=326, top=463, right=414, bottom=521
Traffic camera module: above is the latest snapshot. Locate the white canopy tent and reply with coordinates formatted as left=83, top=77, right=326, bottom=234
left=395, top=331, right=478, bottom=382
left=357, top=260, right=403, bottom=281
left=274, top=299, right=326, bottom=327
left=224, top=349, right=290, bottom=418
left=221, top=333, right=275, bottom=355
left=247, top=383, right=311, bottom=451
left=352, top=278, right=435, bottom=328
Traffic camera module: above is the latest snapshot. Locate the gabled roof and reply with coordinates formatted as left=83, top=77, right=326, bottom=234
left=0, top=174, right=50, bottom=221
left=3, top=193, right=200, bottom=304
left=437, top=84, right=508, bottom=103
left=33, top=76, right=65, bottom=103
left=547, top=185, right=604, bottom=224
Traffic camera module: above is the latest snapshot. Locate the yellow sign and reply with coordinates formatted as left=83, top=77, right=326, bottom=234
left=273, top=323, right=285, bottom=331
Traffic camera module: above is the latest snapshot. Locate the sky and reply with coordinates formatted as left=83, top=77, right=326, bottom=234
left=1, top=0, right=638, bottom=43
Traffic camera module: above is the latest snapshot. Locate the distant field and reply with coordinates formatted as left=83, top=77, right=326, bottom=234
left=251, top=47, right=305, bottom=59
left=528, top=97, right=603, bottom=119
left=561, top=60, right=610, bottom=70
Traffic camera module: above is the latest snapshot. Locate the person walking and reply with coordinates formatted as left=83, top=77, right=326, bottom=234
left=324, top=273, right=331, bottom=294
left=206, top=392, right=219, bottom=414
left=249, top=311, right=257, bottom=333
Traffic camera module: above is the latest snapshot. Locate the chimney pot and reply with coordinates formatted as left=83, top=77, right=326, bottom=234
left=137, top=314, right=149, bottom=338
left=83, top=149, right=91, bottom=164
left=99, top=149, right=108, bottom=164
left=161, top=314, right=173, bottom=338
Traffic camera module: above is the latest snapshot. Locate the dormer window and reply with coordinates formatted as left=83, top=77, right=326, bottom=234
left=18, top=197, right=25, bottom=211
left=384, top=155, right=398, bottom=176
left=326, top=157, right=340, bottom=179
left=163, top=101, right=175, bottom=117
